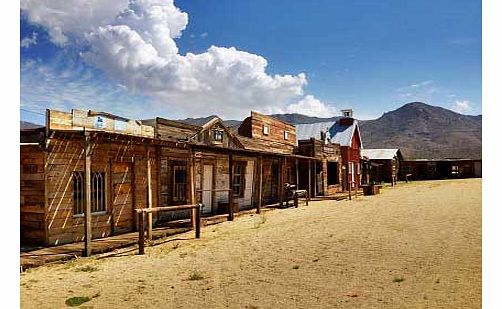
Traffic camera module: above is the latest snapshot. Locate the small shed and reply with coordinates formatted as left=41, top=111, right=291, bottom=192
left=360, top=148, right=403, bottom=184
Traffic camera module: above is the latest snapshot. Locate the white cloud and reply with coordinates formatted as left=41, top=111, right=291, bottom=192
left=20, top=0, right=323, bottom=119
left=21, top=32, right=38, bottom=48
left=452, top=100, right=472, bottom=114
left=285, top=95, right=337, bottom=117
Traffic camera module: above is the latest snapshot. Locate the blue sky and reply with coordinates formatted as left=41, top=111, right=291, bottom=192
left=20, top=0, right=481, bottom=124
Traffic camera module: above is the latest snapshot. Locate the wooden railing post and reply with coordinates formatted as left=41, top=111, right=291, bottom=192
left=195, top=204, right=201, bottom=239
left=138, top=211, right=145, bottom=255
left=83, top=131, right=92, bottom=257
left=257, top=155, right=263, bottom=214
left=228, top=155, right=234, bottom=221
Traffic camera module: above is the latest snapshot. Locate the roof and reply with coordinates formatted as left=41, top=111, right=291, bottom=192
left=295, top=121, right=336, bottom=142
left=361, top=149, right=401, bottom=160
left=330, top=120, right=362, bottom=148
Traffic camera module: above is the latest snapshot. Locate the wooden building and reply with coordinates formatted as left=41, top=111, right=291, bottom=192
left=400, top=159, right=482, bottom=180
left=20, top=109, right=189, bottom=246
left=360, top=148, right=403, bottom=184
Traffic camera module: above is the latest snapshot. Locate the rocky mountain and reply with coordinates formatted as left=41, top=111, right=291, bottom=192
left=177, top=102, right=483, bottom=160
left=358, top=102, right=481, bottom=159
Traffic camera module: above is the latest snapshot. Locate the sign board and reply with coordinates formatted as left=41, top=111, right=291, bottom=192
left=114, top=119, right=127, bottom=131
left=94, top=116, right=105, bottom=129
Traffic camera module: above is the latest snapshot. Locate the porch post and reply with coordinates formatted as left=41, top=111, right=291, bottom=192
left=228, top=154, right=234, bottom=221
left=308, top=159, right=312, bottom=199
left=257, top=155, right=263, bottom=214
left=295, top=158, right=299, bottom=188
left=83, top=131, right=92, bottom=257
left=189, top=147, right=196, bottom=228
left=146, top=147, right=153, bottom=240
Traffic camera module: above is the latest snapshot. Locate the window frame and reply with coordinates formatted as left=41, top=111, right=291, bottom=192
left=73, top=171, right=107, bottom=217
left=213, top=129, right=224, bottom=143
left=232, top=162, right=246, bottom=198
left=284, top=131, right=289, bottom=140
left=263, top=125, right=270, bottom=135
left=327, top=162, right=339, bottom=185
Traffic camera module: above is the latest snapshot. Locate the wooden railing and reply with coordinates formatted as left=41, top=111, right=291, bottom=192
left=136, top=203, right=203, bottom=255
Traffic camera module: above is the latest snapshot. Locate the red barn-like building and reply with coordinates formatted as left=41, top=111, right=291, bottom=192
left=330, top=109, right=363, bottom=191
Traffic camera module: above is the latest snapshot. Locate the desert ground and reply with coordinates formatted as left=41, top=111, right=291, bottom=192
left=20, top=178, right=481, bottom=308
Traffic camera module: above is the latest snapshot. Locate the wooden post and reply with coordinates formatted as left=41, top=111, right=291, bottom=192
left=346, top=162, right=352, bottom=200
left=228, top=154, right=234, bottom=221
left=131, top=158, right=137, bottom=230
left=257, top=155, right=263, bottom=214
left=83, top=131, right=92, bottom=257
left=146, top=147, right=153, bottom=240
left=308, top=159, right=312, bottom=200
left=279, top=157, right=286, bottom=207
left=313, top=161, right=317, bottom=197
left=295, top=158, right=299, bottom=188
left=138, top=211, right=145, bottom=255
left=189, top=148, right=196, bottom=228
left=108, top=157, right=114, bottom=236
left=195, top=204, right=201, bottom=239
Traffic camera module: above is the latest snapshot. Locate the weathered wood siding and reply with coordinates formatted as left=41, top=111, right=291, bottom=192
left=44, top=136, right=159, bottom=245
left=194, top=153, right=255, bottom=212
left=238, top=111, right=295, bottom=154
left=20, top=145, right=46, bottom=244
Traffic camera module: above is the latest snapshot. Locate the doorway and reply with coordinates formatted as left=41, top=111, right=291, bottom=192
left=202, top=165, right=213, bottom=214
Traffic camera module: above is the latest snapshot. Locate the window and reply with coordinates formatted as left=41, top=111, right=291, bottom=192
left=73, top=171, right=106, bottom=216
left=327, top=162, right=339, bottom=185
left=284, top=131, right=289, bottom=140
left=91, top=172, right=106, bottom=213
left=403, top=165, right=412, bottom=173
left=73, top=172, right=84, bottom=215
left=451, top=165, right=459, bottom=175
left=213, top=129, right=224, bottom=142
left=172, top=163, right=187, bottom=203
left=233, top=163, right=246, bottom=197
left=263, top=125, right=270, bottom=135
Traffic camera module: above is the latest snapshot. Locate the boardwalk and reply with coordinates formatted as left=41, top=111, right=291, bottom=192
left=20, top=179, right=481, bottom=308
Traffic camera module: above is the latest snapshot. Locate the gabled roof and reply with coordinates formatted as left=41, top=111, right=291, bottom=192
left=361, top=149, right=402, bottom=160
left=197, top=116, right=244, bottom=148
left=330, top=120, right=363, bottom=148
left=295, top=121, right=336, bottom=142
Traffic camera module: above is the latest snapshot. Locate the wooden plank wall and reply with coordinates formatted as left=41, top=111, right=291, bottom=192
left=20, top=145, right=46, bottom=244
left=44, top=135, right=159, bottom=245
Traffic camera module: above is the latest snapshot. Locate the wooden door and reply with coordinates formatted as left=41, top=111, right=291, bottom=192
left=112, top=162, right=133, bottom=233
left=202, top=165, right=213, bottom=214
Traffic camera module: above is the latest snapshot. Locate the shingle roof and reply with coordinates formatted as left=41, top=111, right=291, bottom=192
left=361, top=149, right=401, bottom=160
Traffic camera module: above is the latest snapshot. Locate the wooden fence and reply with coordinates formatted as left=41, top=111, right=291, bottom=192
left=136, top=203, right=203, bottom=255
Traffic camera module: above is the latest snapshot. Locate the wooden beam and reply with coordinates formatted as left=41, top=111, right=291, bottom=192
left=308, top=159, right=312, bottom=200
left=189, top=147, right=196, bottom=228
left=295, top=158, right=299, bottom=188
left=108, top=157, right=114, bottom=236
left=131, top=157, right=137, bottom=231
left=228, top=154, right=234, bottom=221
left=83, top=131, right=92, bottom=257
left=257, top=155, right=263, bottom=214
left=279, top=157, right=286, bottom=207
left=313, top=160, right=317, bottom=197
left=146, top=147, right=153, bottom=240
left=195, top=204, right=201, bottom=239
left=138, top=211, right=145, bottom=255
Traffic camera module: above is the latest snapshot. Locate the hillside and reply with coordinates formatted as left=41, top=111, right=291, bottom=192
left=175, top=102, right=483, bottom=160
left=358, top=102, right=482, bottom=159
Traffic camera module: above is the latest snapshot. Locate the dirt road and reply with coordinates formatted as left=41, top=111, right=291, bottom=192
left=20, top=178, right=482, bottom=308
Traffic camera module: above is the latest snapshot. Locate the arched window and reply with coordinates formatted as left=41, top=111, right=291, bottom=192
left=91, top=172, right=106, bottom=213
left=73, top=172, right=84, bottom=215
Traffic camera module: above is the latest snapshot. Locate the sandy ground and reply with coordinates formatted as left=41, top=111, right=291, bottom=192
left=20, top=178, right=481, bottom=309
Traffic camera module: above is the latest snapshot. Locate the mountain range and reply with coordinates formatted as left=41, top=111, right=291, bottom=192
left=20, top=102, right=482, bottom=160
left=179, top=102, right=482, bottom=160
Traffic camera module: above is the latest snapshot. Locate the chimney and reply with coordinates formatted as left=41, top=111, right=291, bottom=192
left=341, top=109, right=353, bottom=118
left=339, top=109, right=354, bottom=126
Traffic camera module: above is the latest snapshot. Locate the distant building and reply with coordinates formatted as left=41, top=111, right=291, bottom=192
left=400, top=159, right=481, bottom=180
left=360, top=148, right=403, bottom=184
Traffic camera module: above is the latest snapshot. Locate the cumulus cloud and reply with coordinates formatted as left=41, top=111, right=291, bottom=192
left=285, top=95, right=337, bottom=117
left=20, top=0, right=324, bottom=119
left=21, top=32, right=38, bottom=48
left=452, top=100, right=472, bottom=114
